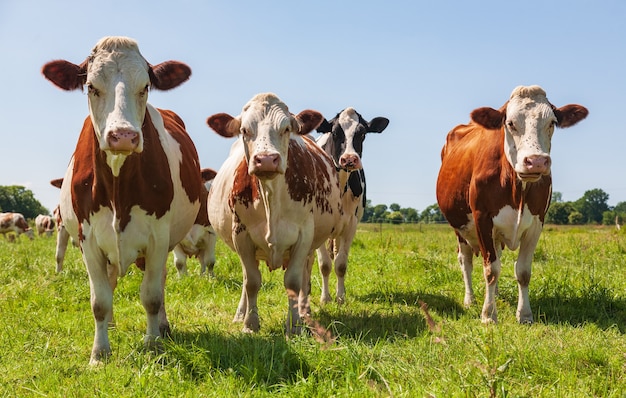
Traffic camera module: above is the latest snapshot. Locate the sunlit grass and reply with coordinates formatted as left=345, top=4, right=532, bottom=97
left=1, top=224, right=625, bottom=397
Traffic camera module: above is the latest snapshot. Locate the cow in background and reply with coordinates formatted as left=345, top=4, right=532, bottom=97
left=42, top=36, right=201, bottom=364
left=315, top=108, right=389, bottom=304
left=0, top=212, right=34, bottom=241
left=436, top=85, right=588, bottom=324
left=206, top=93, right=344, bottom=334
left=35, top=214, right=56, bottom=237
left=173, top=167, right=218, bottom=277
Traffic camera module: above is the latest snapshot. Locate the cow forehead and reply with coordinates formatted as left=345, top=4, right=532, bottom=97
left=506, top=88, right=555, bottom=124
left=241, top=95, right=291, bottom=129
left=87, top=38, right=148, bottom=85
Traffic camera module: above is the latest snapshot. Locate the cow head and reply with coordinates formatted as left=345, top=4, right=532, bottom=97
left=207, top=93, right=324, bottom=179
left=471, top=85, right=588, bottom=182
left=316, top=108, right=389, bottom=171
left=42, top=36, right=191, bottom=175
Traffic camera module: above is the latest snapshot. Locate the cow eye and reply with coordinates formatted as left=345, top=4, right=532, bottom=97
left=139, top=84, right=149, bottom=97
left=507, top=120, right=516, bottom=131
left=87, top=83, right=100, bottom=97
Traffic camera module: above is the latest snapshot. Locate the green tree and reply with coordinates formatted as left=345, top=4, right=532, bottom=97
left=389, top=203, right=401, bottom=212
left=568, top=211, right=585, bottom=225
left=574, top=189, right=609, bottom=224
left=387, top=211, right=404, bottom=224
left=546, top=201, right=574, bottom=225
left=420, top=204, right=445, bottom=223
left=361, top=200, right=374, bottom=222
left=372, top=204, right=389, bottom=223
left=400, top=207, right=420, bottom=223
left=0, top=186, right=48, bottom=219
left=551, top=191, right=563, bottom=203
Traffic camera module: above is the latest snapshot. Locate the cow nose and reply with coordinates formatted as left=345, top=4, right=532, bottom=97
left=339, top=154, right=361, bottom=170
left=107, top=129, right=139, bottom=153
left=523, top=155, right=551, bottom=173
left=252, top=153, right=280, bottom=172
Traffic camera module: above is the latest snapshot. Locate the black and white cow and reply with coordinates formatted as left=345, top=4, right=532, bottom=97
left=315, top=107, right=389, bottom=303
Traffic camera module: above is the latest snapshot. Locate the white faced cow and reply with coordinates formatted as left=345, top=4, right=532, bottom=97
left=42, top=36, right=202, bottom=364
left=35, top=214, right=55, bottom=237
left=0, top=212, right=34, bottom=241
left=173, top=167, right=218, bottom=277
left=315, top=108, right=389, bottom=304
left=436, top=85, right=588, bottom=324
left=206, top=93, right=344, bottom=334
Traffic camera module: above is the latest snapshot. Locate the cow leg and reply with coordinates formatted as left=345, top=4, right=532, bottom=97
left=173, top=246, right=188, bottom=277
left=55, top=227, right=70, bottom=273
left=316, top=240, right=333, bottom=304
left=140, top=247, right=170, bottom=348
left=299, top=254, right=315, bottom=317
left=481, top=257, right=501, bottom=324
left=334, top=220, right=357, bottom=304
left=233, top=235, right=261, bottom=332
left=458, top=240, right=475, bottom=307
left=285, top=247, right=311, bottom=336
left=515, top=223, right=541, bottom=324
left=201, top=231, right=217, bottom=277
left=83, top=249, right=113, bottom=365
left=106, top=262, right=119, bottom=327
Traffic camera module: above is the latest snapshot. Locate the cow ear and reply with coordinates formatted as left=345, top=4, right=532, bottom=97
left=149, top=61, right=191, bottom=90
left=42, top=60, right=86, bottom=91
left=200, top=168, right=218, bottom=182
left=50, top=178, right=64, bottom=189
left=207, top=113, right=241, bottom=138
left=294, top=110, right=324, bottom=135
left=368, top=117, right=390, bottom=133
left=471, top=107, right=505, bottom=130
left=553, top=104, right=589, bottom=128
left=316, top=118, right=332, bottom=134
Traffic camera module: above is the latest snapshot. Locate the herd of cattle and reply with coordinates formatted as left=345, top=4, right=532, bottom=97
left=1, top=36, right=588, bottom=364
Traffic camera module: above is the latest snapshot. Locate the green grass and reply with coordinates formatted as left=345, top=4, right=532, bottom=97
left=1, top=224, right=625, bottom=397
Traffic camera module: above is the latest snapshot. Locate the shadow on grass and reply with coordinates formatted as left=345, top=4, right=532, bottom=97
left=163, top=328, right=309, bottom=386
left=499, top=283, right=626, bottom=333
left=311, top=291, right=465, bottom=344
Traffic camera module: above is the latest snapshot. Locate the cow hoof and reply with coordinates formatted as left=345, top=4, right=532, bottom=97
left=159, top=323, right=171, bottom=338
left=336, top=295, right=345, bottom=305
left=320, top=294, right=332, bottom=304
left=89, top=348, right=111, bottom=366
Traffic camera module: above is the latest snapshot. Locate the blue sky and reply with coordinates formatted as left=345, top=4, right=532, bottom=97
left=1, top=1, right=624, bottom=214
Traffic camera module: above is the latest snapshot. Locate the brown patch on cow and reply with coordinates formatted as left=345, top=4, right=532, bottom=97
left=285, top=137, right=335, bottom=214
left=229, top=157, right=259, bottom=209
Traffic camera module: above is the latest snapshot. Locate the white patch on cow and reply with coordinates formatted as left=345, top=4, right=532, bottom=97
left=338, top=107, right=360, bottom=161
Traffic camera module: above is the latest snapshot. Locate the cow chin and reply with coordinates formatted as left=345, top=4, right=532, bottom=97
left=250, top=170, right=281, bottom=180
left=517, top=172, right=544, bottom=183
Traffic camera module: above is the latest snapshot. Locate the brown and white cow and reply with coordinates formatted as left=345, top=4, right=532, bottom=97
left=42, top=36, right=202, bottom=364
left=206, top=93, right=344, bottom=334
left=35, top=214, right=55, bottom=237
left=0, top=212, right=34, bottom=241
left=315, top=108, right=389, bottom=304
left=173, top=167, right=218, bottom=277
left=436, top=85, right=588, bottom=324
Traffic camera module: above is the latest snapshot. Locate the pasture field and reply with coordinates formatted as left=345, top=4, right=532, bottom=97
left=1, top=223, right=625, bottom=397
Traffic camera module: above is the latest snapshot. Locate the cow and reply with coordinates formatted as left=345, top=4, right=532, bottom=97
left=173, top=167, right=218, bottom=277
left=35, top=214, right=56, bottom=237
left=50, top=178, right=77, bottom=273
left=0, top=212, right=34, bottom=241
left=314, top=108, right=389, bottom=304
left=206, top=93, right=344, bottom=335
left=436, top=85, right=588, bottom=324
left=42, top=36, right=202, bottom=364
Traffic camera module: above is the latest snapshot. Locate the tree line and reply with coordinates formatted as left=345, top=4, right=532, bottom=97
left=1, top=185, right=624, bottom=227
left=361, top=188, right=626, bottom=226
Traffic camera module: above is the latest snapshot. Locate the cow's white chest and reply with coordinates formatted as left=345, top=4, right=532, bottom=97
left=459, top=205, right=541, bottom=251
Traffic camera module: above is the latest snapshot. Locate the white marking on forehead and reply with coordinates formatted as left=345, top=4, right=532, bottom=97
left=338, top=107, right=359, bottom=135
left=241, top=93, right=290, bottom=129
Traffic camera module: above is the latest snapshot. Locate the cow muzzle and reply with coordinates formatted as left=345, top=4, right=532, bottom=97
left=517, top=155, right=551, bottom=182
left=339, top=154, right=362, bottom=171
left=106, top=129, right=140, bottom=154
left=250, top=153, right=281, bottom=179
